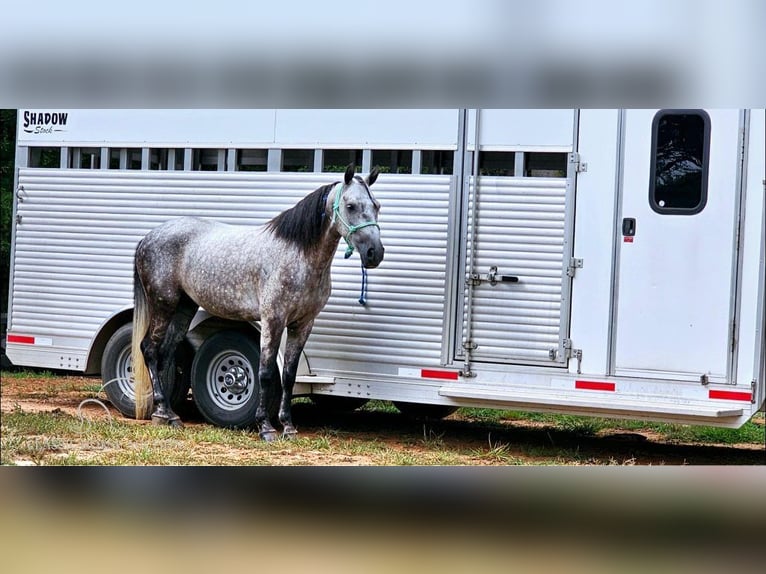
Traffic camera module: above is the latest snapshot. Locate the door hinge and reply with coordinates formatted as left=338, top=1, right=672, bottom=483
left=462, top=340, right=477, bottom=351
left=551, top=339, right=583, bottom=373
left=569, top=152, right=587, bottom=173
left=566, top=257, right=583, bottom=278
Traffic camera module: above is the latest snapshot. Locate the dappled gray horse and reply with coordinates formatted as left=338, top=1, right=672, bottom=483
left=132, top=165, right=383, bottom=440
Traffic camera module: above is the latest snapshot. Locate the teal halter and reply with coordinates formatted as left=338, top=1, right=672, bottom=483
left=331, top=182, right=380, bottom=259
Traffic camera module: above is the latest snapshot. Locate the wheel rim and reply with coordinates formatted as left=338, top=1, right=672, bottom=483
left=205, top=350, right=255, bottom=411
left=115, top=346, right=135, bottom=400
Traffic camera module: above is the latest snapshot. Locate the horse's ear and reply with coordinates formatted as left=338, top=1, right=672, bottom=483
left=366, top=166, right=379, bottom=187
left=344, top=164, right=355, bottom=185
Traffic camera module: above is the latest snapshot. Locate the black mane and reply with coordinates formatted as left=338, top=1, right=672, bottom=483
left=265, top=183, right=336, bottom=252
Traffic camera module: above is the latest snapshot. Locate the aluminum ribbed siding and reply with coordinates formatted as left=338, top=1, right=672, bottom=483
left=304, top=175, right=453, bottom=369
left=11, top=170, right=355, bottom=346
left=11, top=169, right=453, bottom=371
left=462, top=176, right=568, bottom=364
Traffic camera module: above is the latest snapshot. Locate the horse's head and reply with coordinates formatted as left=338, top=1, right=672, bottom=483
left=331, top=164, right=385, bottom=268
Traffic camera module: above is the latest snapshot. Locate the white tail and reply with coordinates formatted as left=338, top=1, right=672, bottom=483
left=132, top=267, right=153, bottom=419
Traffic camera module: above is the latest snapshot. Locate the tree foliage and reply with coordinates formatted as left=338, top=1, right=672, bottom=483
left=1, top=109, right=17, bottom=316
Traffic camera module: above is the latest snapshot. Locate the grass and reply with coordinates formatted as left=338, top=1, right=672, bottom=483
left=1, top=370, right=763, bottom=465
left=460, top=407, right=765, bottom=446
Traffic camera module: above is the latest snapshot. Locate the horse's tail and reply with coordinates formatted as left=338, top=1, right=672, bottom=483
left=132, top=264, right=153, bottom=419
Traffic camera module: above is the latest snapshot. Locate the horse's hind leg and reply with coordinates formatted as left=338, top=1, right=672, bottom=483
left=279, top=320, right=314, bottom=439
left=141, top=293, right=197, bottom=428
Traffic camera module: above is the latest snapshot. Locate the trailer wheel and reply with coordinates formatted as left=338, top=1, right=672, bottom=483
left=393, top=401, right=458, bottom=420
left=101, top=323, right=192, bottom=419
left=190, top=330, right=278, bottom=429
left=310, top=395, right=369, bottom=412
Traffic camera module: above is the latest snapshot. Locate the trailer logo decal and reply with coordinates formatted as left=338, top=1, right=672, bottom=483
left=708, top=389, right=752, bottom=402
left=575, top=380, right=616, bottom=392
left=23, top=111, right=68, bottom=134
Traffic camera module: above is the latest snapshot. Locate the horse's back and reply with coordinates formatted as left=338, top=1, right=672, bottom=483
left=137, top=217, right=229, bottom=283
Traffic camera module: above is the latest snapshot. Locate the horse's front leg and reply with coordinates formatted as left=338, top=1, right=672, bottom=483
left=255, top=319, right=283, bottom=442
left=279, top=320, right=314, bottom=439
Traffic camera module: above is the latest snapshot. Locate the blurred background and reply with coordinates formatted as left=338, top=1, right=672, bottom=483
left=0, top=0, right=764, bottom=107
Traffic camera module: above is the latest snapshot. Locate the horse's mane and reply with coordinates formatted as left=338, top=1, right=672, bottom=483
left=265, top=183, right=335, bottom=252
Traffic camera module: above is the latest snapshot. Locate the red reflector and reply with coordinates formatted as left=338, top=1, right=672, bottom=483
left=709, top=390, right=752, bottom=402
left=7, top=334, right=35, bottom=344
left=575, top=380, right=616, bottom=392
left=421, top=369, right=459, bottom=381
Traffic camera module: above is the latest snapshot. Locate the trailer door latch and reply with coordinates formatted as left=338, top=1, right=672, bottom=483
left=469, top=266, right=520, bottom=286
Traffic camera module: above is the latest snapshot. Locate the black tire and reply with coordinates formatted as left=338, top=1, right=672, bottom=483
left=101, top=323, right=192, bottom=419
left=393, top=401, right=458, bottom=420
left=190, top=330, right=277, bottom=429
left=310, top=395, right=369, bottom=413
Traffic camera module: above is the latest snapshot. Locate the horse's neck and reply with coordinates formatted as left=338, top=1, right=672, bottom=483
left=315, top=226, right=343, bottom=270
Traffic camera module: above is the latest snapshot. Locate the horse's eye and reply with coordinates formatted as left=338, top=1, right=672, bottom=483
left=346, top=203, right=357, bottom=212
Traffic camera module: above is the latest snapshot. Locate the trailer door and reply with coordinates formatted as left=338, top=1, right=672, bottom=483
left=614, top=109, right=742, bottom=383
left=457, top=110, right=577, bottom=367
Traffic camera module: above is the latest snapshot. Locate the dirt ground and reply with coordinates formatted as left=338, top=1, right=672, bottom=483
left=1, top=372, right=764, bottom=465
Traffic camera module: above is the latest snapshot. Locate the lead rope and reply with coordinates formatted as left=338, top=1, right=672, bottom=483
left=359, top=265, right=368, bottom=305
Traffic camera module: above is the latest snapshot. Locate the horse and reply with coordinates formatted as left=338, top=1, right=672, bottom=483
left=131, top=164, right=383, bottom=441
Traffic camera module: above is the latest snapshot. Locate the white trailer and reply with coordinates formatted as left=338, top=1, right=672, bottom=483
left=6, top=109, right=765, bottom=428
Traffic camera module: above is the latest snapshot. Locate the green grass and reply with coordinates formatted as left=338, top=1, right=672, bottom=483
left=1, top=369, right=58, bottom=380
left=2, top=371, right=763, bottom=465
left=458, top=407, right=765, bottom=446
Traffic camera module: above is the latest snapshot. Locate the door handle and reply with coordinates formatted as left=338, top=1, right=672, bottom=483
left=622, top=217, right=636, bottom=237
left=469, top=266, right=520, bottom=286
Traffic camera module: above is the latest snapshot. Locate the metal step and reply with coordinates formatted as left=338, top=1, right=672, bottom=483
left=439, top=385, right=744, bottom=419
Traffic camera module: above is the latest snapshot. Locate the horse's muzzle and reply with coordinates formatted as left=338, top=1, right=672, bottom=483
left=363, top=244, right=384, bottom=268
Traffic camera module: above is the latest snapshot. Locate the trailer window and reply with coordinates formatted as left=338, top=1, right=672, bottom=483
left=479, top=151, right=515, bottom=176
left=66, top=147, right=101, bottom=169
left=149, top=149, right=167, bottom=170
left=282, top=149, right=314, bottom=172
left=525, top=152, right=566, bottom=177
left=323, top=149, right=363, bottom=172
left=108, top=149, right=121, bottom=169
left=29, top=147, right=61, bottom=168
left=148, top=148, right=183, bottom=170
left=420, top=150, right=453, bottom=174
left=193, top=149, right=222, bottom=171
left=237, top=149, right=268, bottom=172
left=372, top=150, right=412, bottom=174
left=107, top=148, right=139, bottom=169
left=650, top=110, right=710, bottom=215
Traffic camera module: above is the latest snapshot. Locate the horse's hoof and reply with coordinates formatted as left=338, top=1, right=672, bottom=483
left=282, top=428, right=298, bottom=440
left=259, top=430, right=280, bottom=442
left=151, top=413, right=184, bottom=428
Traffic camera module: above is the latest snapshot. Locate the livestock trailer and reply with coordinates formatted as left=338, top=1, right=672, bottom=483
left=5, top=109, right=765, bottom=428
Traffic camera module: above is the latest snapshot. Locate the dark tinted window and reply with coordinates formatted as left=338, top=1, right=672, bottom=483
left=282, top=149, right=314, bottom=172
left=29, top=147, right=61, bottom=168
left=479, top=151, right=515, bottom=176
left=372, top=149, right=412, bottom=173
left=420, top=150, right=453, bottom=174
left=525, top=152, right=566, bottom=177
left=237, top=149, right=267, bottom=172
left=650, top=110, right=710, bottom=214
left=323, top=149, right=362, bottom=172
